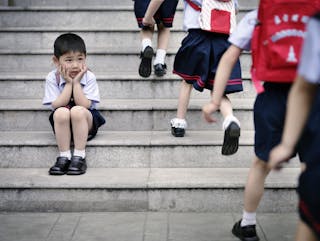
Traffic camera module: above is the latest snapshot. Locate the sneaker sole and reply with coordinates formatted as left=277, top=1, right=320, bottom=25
left=171, top=127, right=185, bottom=137
left=139, top=47, right=153, bottom=78
left=155, top=69, right=166, bottom=77
left=66, top=170, right=86, bottom=175
left=232, top=229, right=260, bottom=241
left=222, top=122, right=240, bottom=156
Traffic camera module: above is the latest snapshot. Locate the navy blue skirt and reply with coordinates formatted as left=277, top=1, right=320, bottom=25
left=173, top=29, right=243, bottom=93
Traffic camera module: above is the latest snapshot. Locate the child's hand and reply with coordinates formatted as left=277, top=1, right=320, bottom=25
left=59, top=64, right=73, bottom=84
left=268, top=144, right=292, bottom=170
left=72, top=64, right=88, bottom=84
left=202, top=102, right=219, bottom=123
left=142, top=17, right=155, bottom=28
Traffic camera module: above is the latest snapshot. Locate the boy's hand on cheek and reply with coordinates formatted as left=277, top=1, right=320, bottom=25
left=73, top=64, right=88, bottom=84
left=60, top=65, right=72, bottom=84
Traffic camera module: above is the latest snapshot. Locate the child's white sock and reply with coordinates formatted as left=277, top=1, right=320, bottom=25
left=241, top=210, right=256, bottom=227
left=141, top=38, right=152, bottom=52
left=154, top=49, right=166, bottom=65
left=222, top=115, right=240, bottom=130
left=59, top=150, right=71, bottom=160
left=73, top=149, right=86, bottom=159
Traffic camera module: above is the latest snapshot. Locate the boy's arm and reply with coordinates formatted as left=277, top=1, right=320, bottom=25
left=72, top=65, right=92, bottom=109
left=202, top=44, right=242, bottom=122
left=51, top=82, right=73, bottom=109
left=142, top=0, right=164, bottom=27
left=269, top=76, right=318, bottom=169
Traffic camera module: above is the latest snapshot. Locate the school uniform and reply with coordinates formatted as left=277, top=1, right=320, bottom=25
left=296, top=15, right=320, bottom=239
left=230, top=10, right=320, bottom=163
left=43, top=69, right=105, bottom=141
left=173, top=0, right=243, bottom=92
left=134, top=0, right=179, bottom=28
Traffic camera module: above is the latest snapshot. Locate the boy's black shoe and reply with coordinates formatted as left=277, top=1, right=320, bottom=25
left=139, top=46, right=154, bottom=78
left=170, top=118, right=187, bottom=137
left=49, top=157, right=70, bottom=175
left=154, top=63, right=167, bottom=77
left=222, top=121, right=240, bottom=155
left=232, top=220, right=259, bottom=241
left=66, top=156, right=87, bottom=175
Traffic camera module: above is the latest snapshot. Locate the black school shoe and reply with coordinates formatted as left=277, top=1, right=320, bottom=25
left=232, top=220, right=259, bottom=241
left=66, top=156, right=87, bottom=175
left=222, top=121, right=241, bottom=155
left=49, top=157, right=70, bottom=175
left=154, top=63, right=167, bottom=77
left=139, top=46, right=154, bottom=78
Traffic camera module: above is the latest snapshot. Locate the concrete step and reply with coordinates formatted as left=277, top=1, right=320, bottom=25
left=5, top=0, right=259, bottom=8
left=0, top=52, right=252, bottom=76
left=0, top=30, right=186, bottom=53
left=0, top=130, right=300, bottom=168
left=0, top=75, right=255, bottom=99
left=0, top=8, right=251, bottom=30
left=0, top=98, right=255, bottom=131
left=0, top=167, right=299, bottom=212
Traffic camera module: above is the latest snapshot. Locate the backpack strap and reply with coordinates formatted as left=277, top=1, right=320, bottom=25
left=185, top=0, right=201, bottom=11
left=55, top=71, right=60, bottom=86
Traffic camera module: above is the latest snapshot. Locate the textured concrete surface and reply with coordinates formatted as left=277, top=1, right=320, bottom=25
left=0, top=211, right=298, bottom=241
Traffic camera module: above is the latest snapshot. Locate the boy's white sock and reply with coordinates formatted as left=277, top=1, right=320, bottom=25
left=241, top=210, right=257, bottom=227
left=73, top=149, right=86, bottom=159
left=222, top=115, right=240, bottom=131
left=141, top=38, right=152, bottom=52
left=154, top=49, right=166, bottom=65
left=59, top=150, right=71, bottom=160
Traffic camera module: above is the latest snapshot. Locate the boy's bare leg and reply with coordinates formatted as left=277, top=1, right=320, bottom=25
left=177, top=80, right=192, bottom=119
left=157, top=24, right=170, bottom=50
left=295, top=220, right=318, bottom=241
left=53, top=107, right=71, bottom=152
left=154, top=24, right=169, bottom=76
left=70, top=106, right=93, bottom=151
left=141, top=27, right=154, bottom=43
left=244, top=157, right=270, bottom=212
left=219, top=95, right=233, bottom=118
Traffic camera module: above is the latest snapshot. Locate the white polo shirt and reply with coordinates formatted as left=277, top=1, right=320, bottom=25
left=298, top=17, right=320, bottom=84
left=42, top=69, right=100, bottom=110
left=228, top=9, right=257, bottom=51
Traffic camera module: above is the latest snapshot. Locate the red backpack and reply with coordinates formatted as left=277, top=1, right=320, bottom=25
left=251, top=0, right=320, bottom=93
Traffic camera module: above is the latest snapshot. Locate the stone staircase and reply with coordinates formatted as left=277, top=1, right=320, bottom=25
left=0, top=0, right=300, bottom=212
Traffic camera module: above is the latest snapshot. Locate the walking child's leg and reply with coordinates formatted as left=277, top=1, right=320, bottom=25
left=219, top=96, right=241, bottom=155
left=232, top=156, right=269, bottom=241
left=295, top=220, right=318, bottom=241
left=243, top=157, right=270, bottom=214
left=139, top=28, right=155, bottom=78
left=171, top=80, right=192, bottom=137
left=154, top=24, right=169, bottom=76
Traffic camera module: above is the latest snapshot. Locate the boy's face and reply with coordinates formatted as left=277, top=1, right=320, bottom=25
left=54, top=51, right=86, bottom=79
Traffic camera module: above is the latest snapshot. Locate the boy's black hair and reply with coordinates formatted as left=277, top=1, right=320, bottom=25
left=54, top=33, right=86, bottom=59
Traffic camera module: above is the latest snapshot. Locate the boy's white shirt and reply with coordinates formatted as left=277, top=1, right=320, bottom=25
left=183, top=0, right=239, bottom=31
left=298, top=18, right=320, bottom=84
left=228, top=9, right=258, bottom=51
left=42, top=69, right=100, bottom=110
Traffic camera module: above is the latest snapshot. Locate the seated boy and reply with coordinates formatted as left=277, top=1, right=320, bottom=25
left=43, top=33, right=105, bottom=175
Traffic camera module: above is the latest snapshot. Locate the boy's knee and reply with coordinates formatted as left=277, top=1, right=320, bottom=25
left=252, top=156, right=271, bottom=173
left=70, top=106, right=87, bottom=120
left=53, top=107, right=71, bottom=123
